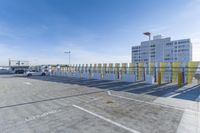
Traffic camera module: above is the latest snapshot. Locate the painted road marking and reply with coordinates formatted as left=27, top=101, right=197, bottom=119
left=107, top=91, right=185, bottom=111
left=72, top=104, right=140, bottom=133
left=167, top=85, right=200, bottom=98
left=107, top=91, right=200, bottom=114
left=24, top=82, right=32, bottom=85
left=25, top=109, right=62, bottom=122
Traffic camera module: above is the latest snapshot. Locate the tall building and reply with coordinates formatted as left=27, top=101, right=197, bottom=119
left=132, top=35, right=192, bottom=63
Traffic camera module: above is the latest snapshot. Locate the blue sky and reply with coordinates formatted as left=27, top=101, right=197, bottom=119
left=0, top=0, right=200, bottom=65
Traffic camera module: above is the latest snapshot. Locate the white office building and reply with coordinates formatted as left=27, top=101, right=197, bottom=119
left=132, top=35, right=192, bottom=63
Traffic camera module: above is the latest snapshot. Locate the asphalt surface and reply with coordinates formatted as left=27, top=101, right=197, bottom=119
left=0, top=75, right=199, bottom=133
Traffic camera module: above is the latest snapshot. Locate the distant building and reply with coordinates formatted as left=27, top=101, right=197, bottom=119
left=9, top=60, right=29, bottom=66
left=132, top=35, right=192, bottom=63
left=9, top=59, right=30, bottom=73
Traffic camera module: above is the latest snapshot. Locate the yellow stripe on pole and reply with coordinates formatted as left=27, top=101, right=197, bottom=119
left=122, top=63, right=127, bottom=74
left=115, top=63, right=120, bottom=79
left=159, top=62, right=167, bottom=83
left=172, top=62, right=181, bottom=83
left=108, top=63, right=113, bottom=73
left=115, top=63, right=120, bottom=73
left=178, top=72, right=183, bottom=87
left=158, top=71, right=161, bottom=85
left=187, top=61, right=199, bottom=84
left=129, top=63, right=134, bottom=74
left=98, top=64, right=101, bottom=73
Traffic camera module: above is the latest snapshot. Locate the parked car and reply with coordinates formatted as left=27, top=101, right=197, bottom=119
left=15, top=70, right=25, bottom=74
left=25, top=70, right=46, bottom=77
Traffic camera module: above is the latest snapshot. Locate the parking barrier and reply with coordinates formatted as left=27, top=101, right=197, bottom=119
left=48, top=61, right=200, bottom=86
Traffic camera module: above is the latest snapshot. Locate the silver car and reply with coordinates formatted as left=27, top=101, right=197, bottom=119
left=25, top=70, right=46, bottom=77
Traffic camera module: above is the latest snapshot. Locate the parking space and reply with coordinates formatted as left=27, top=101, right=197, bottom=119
left=0, top=75, right=199, bottom=133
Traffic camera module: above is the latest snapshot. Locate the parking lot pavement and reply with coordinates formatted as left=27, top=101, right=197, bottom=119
left=0, top=75, right=199, bottom=133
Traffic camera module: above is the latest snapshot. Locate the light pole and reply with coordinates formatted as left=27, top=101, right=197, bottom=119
left=8, top=58, right=11, bottom=66
left=143, top=32, right=151, bottom=75
left=64, top=51, right=71, bottom=66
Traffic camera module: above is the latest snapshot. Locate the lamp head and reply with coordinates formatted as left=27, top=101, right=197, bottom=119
left=143, top=32, right=151, bottom=36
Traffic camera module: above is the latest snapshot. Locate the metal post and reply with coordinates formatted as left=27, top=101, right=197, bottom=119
left=69, top=52, right=70, bottom=66
left=8, top=58, right=11, bottom=66
left=143, top=32, right=151, bottom=75
left=64, top=51, right=71, bottom=66
left=182, top=67, right=185, bottom=84
left=143, top=67, right=146, bottom=80
left=154, top=67, right=157, bottom=82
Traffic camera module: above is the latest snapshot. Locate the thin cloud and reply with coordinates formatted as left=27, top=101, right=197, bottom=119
left=54, top=43, right=130, bottom=64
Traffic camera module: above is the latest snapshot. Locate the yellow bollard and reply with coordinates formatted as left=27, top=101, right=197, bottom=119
left=178, top=72, right=183, bottom=88
left=158, top=71, right=161, bottom=85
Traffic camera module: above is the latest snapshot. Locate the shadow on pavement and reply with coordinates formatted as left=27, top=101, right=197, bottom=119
left=173, top=85, right=200, bottom=101
left=19, top=75, right=200, bottom=102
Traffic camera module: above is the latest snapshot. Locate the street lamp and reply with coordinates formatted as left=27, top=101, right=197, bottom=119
left=64, top=51, right=71, bottom=66
left=143, top=32, right=151, bottom=75
left=143, top=32, right=151, bottom=41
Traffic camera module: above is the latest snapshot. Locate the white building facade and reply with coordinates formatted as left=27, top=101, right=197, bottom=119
left=132, top=35, right=192, bottom=63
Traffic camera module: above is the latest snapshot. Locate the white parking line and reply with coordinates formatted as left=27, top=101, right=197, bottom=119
left=107, top=91, right=185, bottom=111
left=23, top=82, right=32, bottom=85
left=72, top=104, right=140, bottom=133
left=167, top=85, right=200, bottom=98
left=107, top=91, right=200, bottom=114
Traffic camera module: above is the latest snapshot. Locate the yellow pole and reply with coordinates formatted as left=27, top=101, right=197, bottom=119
left=178, top=72, right=183, bottom=88
left=158, top=71, right=161, bottom=85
